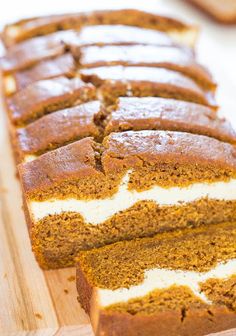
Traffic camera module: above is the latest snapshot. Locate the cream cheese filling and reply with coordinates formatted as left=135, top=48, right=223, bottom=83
left=168, top=28, right=198, bottom=48
left=98, top=259, right=236, bottom=307
left=4, top=75, right=16, bottom=95
left=6, top=25, right=21, bottom=39
left=24, top=155, right=38, bottom=163
left=29, top=170, right=236, bottom=224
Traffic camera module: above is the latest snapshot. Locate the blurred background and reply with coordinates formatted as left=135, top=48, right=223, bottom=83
left=0, top=0, right=235, bottom=125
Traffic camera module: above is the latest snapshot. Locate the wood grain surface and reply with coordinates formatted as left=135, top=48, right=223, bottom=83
left=0, top=1, right=236, bottom=335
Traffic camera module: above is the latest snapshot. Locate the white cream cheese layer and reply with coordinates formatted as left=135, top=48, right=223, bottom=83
left=98, top=259, right=236, bottom=307
left=24, top=155, right=38, bottom=163
left=4, top=75, right=16, bottom=95
left=29, top=170, right=236, bottom=224
left=6, top=25, right=21, bottom=39
left=168, top=28, right=197, bottom=47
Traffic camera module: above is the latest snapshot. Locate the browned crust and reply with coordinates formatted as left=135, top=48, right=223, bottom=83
left=69, top=24, right=179, bottom=57
left=13, top=97, right=236, bottom=162
left=101, top=130, right=236, bottom=173
left=0, top=26, right=182, bottom=75
left=12, top=53, right=76, bottom=91
left=18, top=136, right=103, bottom=195
left=185, top=0, right=236, bottom=24
left=18, top=130, right=236, bottom=196
left=6, top=44, right=211, bottom=95
left=105, top=97, right=235, bottom=143
left=76, top=260, right=93, bottom=314
left=92, top=308, right=236, bottom=336
left=1, top=9, right=194, bottom=47
left=6, top=76, right=97, bottom=126
left=78, top=45, right=215, bottom=90
left=0, top=30, right=78, bottom=74
left=80, top=66, right=217, bottom=109
left=14, top=101, right=101, bottom=160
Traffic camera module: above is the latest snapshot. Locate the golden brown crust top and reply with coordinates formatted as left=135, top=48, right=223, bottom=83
left=2, top=9, right=192, bottom=46
left=105, top=97, right=236, bottom=144
left=6, top=76, right=97, bottom=126
left=0, top=30, right=78, bottom=74
left=0, top=26, right=180, bottom=75
left=6, top=44, right=214, bottom=95
left=19, top=130, right=236, bottom=195
left=78, top=45, right=215, bottom=90
left=15, top=101, right=101, bottom=158
left=12, top=53, right=76, bottom=92
left=70, top=24, right=177, bottom=53
left=18, top=137, right=102, bottom=194
left=80, top=66, right=216, bottom=108
left=102, top=130, right=236, bottom=173
left=14, top=97, right=236, bottom=162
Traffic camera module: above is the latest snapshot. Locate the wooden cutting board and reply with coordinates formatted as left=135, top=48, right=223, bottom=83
left=0, top=1, right=236, bottom=335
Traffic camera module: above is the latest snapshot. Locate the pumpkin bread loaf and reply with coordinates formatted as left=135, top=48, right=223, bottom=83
left=1, top=9, right=236, bottom=335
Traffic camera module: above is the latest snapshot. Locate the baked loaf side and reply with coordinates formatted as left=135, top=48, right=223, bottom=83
left=76, top=221, right=236, bottom=336
left=18, top=130, right=236, bottom=268
left=1, top=9, right=197, bottom=47
left=13, top=97, right=236, bottom=162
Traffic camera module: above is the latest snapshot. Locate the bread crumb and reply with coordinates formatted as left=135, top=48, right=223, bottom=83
left=67, top=275, right=75, bottom=282
left=35, top=313, right=42, bottom=319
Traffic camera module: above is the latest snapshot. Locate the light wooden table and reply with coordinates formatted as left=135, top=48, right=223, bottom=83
left=0, top=0, right=236, bottom=335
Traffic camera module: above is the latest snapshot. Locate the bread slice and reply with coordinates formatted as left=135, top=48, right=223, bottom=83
left=76, top=221, right=236, bottom=336
left=18, top=130, right=236, bottom=268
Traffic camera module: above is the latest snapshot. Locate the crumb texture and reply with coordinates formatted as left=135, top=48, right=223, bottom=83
left=105, top=286, right=208, bottom=314
left=77, top=222, right=236, bottom=289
